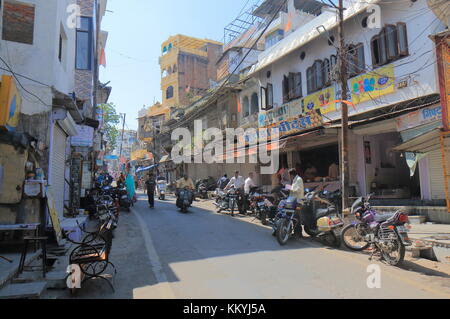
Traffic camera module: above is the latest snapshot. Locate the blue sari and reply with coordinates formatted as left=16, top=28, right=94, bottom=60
left=125, top=174, right=136, bottom=200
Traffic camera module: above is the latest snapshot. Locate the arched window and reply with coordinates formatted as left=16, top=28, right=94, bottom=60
left=168, top=43, right=173, bottom=51
left=166, top=86, right=174, bottom=99
left=162, top=69, right=168, bottom=77
left=173, top=64, right=177, bottom=73
left=307, top=67, right=315, bottom=94
left=243, top=96, right=250, bottom=117
left=162, top=46, right=167, bottom=55
left=167, top=66, right=172, bottom=74
left=251, top=93, right=259, bottom=114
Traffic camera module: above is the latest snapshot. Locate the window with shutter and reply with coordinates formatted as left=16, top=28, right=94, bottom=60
left=282, top=75, right=289, bottom=103
left=371, top=23, right=408, bottom=67
left=397, top=22, right=408, bottom=56
left=260, top=86, right=267, bottom=111
left=267, top=83, right=273, bottom=109
left=288, top=73, right=295, bottom=100
left=314, top=60, right=323, bottom=91
left=307, top=67, right=315, bottom=95
left=294, top=73, right=302, bottom=98
left=386, top=25, right=398, bottom=60
left=323, top=59, right=330, bottom=86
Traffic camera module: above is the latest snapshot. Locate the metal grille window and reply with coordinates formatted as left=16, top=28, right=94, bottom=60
left=76, top=17, right=93, bottom=70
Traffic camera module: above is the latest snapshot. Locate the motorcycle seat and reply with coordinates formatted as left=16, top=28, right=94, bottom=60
left=374, top=213, right=396, bottom=223
left=315, top=207, right=336, bottom=219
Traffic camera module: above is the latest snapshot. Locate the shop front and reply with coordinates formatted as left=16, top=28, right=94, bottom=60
left=353, top=104, right=444, bottom=203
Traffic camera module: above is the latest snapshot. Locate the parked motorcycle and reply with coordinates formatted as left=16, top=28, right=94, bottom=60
left=341, top=195, right=412, bottom=266
left=272, top=197, right=303, bottom=245
left=248, top=187, right=276, bottom=225
left=176, top=187, right=194, bottom=213
left=156, top=178, right=167, bottom=200
left=214, top=186, right=240, bottom=216
left=196, top=181, right=209, bottom=200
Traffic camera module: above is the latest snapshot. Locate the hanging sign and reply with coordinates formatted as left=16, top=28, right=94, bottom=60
left=0, top=75, right=21, bottom=131
left=302, top=86, right=336, bottom=114
left=351, top=64, right=395, bottom=105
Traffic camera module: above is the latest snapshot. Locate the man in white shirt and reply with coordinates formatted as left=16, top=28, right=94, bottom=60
left=288, top=168, right=305, bottom=201
left=225, top=171, right=245, bottom=215
left=244, top=172, right=257, bottom=195
left=225, top=171, right=245, bottom=191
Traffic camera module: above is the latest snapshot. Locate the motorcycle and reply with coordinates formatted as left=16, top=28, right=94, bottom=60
left=196, top=181, right=208, bottom=200
left=298, top=191, right=344, bottom=248
left=248, top=187, right=276, bottom=225
left=272, top=197, right=303, bottom=245
left=156, top=178, right=167, bottom=200
left=214, top=186, right=240, bottom=216
left=176, top=187, right=193, bottom=213
left=341, top=195, right=412, bottom=266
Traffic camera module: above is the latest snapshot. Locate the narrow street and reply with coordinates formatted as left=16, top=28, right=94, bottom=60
left=52, top=193, right=450, bottom=299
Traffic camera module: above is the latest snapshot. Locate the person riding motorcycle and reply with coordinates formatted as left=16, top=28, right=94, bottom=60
left=176, top=175, right=195, bottom=207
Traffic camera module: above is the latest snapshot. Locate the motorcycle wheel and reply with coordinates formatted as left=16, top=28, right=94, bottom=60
left=381, top=237, right=405, bottom=266
left=182, top=205, right=188, bottom=214
left=322, top=231, right=341, bottom=248
left=276, top=219, right=292, bottom=246
left=259, top=210, right=268, bottom=226
left=341, top=224, right=370, bottom=251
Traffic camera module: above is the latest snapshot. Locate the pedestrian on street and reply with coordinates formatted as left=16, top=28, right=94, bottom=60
left=225, top=171, right=245, bottom=215
left=146, top=173, right=156, bottom=209
left=243, top=172, right=257, bottom=215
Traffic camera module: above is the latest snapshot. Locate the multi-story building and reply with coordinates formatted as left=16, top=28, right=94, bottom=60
left=160, top=35, right=223, bottom=111
left=239, top=0, right=448, bottom=221
left=0, top=0, right=109, bottom=229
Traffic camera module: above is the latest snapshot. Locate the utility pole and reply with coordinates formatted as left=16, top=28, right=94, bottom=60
left=338, top=0, right=350, bottom=212
left=119, top=113, right=126, bottom=159
left=92, top=0, right=100, bottom=119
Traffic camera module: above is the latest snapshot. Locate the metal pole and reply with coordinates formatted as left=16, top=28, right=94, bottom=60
left=338, top=0, right=350, bottom=211
left=119, top=113, right=126, bottom=158
left=92, top=0, right=100, bottom=119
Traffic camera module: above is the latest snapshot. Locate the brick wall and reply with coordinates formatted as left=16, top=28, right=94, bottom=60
left=2, top=0, right=35, bottom=44
left=77, top=0, right=94, bottom=16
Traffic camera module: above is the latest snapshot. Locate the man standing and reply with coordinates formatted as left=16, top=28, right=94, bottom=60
left=225, top=171, right=245, bottom=215
left=243, top=172, right=257, bottom=215
left=217, top=174, right=229, bottom=190
left=288, top=168, right=305, bottom=237
left=146, top=173, right=156, bottom=209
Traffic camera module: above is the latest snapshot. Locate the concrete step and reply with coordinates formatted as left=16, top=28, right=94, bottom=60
left=0, top=282, right=48, bottom=299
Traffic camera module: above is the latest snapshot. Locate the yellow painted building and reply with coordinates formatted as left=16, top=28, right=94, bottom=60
left=160, top=34, right=222, bottom=109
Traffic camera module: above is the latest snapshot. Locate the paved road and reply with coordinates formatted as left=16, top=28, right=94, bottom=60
left=131, top=193, right=450, bottom=299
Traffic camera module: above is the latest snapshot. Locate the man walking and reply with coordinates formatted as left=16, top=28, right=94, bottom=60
left=225, top=171, right=245, bottom=215
left=146, top=173, right=156, bottom=209
left=243, top=172, right=257, bottom=215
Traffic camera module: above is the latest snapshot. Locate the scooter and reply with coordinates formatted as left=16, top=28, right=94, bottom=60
left=298, top=191, right=344, bottom=247
left=176, top=187, right=193, bottom=213
left=156, top=179, right=167, bottom=200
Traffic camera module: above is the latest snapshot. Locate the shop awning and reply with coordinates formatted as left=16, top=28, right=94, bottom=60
left=392, top=128, right=445, bottom=153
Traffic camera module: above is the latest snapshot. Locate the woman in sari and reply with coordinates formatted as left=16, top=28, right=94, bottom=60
left=125, top=172, right=136, bottom=203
